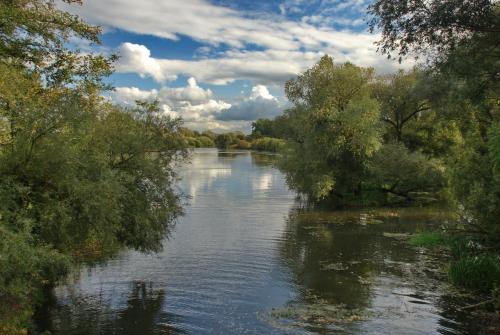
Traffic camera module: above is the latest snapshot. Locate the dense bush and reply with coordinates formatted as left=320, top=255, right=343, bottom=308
left=0, top=226, right=70, bottom=334
left=212, top=132, right=283, bottom=151
left=236, top=139, right=252, bottom=150
left=184, top=135, right=215, bottom=148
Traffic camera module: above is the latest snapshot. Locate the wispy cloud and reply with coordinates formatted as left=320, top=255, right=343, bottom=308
left=63, top=0, right=410, bottom=87
left=115, top=41, right=411, bottom=86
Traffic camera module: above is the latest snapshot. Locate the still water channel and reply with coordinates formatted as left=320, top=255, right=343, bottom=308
left=35, top=149, right=479, bottom=335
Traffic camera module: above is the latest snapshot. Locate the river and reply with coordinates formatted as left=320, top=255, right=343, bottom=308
left=34, top=149, right=480, bottom=335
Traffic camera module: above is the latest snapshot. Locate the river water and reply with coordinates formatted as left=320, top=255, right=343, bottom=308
left=35, top=149, right=480, bottom=335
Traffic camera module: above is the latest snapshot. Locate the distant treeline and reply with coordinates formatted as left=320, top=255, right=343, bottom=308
left=180, top=127, right=285, bottom=152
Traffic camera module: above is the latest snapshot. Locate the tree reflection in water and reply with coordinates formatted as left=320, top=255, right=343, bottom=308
left=34, top=281, right=187, bottom=335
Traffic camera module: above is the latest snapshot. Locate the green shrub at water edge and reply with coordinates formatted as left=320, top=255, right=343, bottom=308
left=235, top=139, right=252, bottom=150
left=0, top=226, right=71, bottom=334
left=449, top=255, right=500, bottom=292
left=252, top=137, right=285, bottom=153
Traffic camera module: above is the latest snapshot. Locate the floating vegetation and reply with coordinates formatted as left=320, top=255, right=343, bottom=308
left=292, top=207, right=455, bottom=227
left=359, top=213, right=385, bottom=225
left=259, top=298, right=373, bottom=333
left=357, top=276, right=371, bottom=285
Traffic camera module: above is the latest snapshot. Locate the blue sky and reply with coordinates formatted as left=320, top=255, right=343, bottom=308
left=61, top=0, right=411, bottom=132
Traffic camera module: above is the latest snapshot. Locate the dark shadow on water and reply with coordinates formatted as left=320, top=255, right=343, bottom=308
left=33, top=281, right=187, bottom=335
left=216, top=150, right=249, bottom=158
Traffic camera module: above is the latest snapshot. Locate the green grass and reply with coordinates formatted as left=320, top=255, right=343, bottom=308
left=449, top=254, right=500, bottom=292
left=409, top=231, right=447, bottom=248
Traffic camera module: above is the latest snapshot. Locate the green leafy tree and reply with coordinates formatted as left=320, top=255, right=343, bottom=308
left=201, top=130, right=217, bottom=140
left=251, top=118, right=277, bottom=138
left=215, top=133, right=236, bottom=149
left=372, top=69, right=430, bottom=142
left=0, top=0, right=116, bottom=92
left=368, top=143, right=446, bottom=203
left=279, top=56, right=382, bottom=201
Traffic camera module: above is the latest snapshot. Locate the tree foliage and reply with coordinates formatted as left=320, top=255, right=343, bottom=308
left=372, top=69, right=430, bottom=142
left=368, top=0, right=500, bottom=292
left=251, top=118, right=287, bottom=139
left=368, top=143, right=445, bottom=202
left=0, top=0, right=115, bottom=90
left=0, top=1, right=187, bottom=333
left=368, top=0, right=500, bottom=61
left=279, top=56, right=382, bottom=200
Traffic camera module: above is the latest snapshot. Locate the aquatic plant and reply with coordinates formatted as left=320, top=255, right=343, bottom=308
left=410, top=232, right=447, bottom=248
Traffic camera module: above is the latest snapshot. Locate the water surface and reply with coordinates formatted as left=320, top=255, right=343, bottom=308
left=36, top=149, right=478, bottom=335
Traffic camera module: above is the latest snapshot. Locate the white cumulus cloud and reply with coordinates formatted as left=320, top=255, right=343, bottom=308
left=112, top=78, right=230, bottom=123
left=115, top=43, right=176, bottom=82
left=111, top=81, right=286, bottom=130
left=217, top=85, right=285, bottom=121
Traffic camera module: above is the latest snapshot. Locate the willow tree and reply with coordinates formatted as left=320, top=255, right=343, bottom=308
left=279, top=56, right=382, bottom=202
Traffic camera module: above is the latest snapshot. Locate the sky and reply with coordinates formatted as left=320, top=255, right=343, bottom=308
left=60, top=0, right=412, bottom=133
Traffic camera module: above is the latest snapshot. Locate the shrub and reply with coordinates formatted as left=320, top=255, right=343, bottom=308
left=252, top=137, right=285, bottom=152
left=236, top=139, right=252, bottom=149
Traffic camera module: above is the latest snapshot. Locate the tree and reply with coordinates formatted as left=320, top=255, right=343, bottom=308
left=201, top=130, right=217, bottom=140
left=279, top=56, right=382, bottom=201
left=373, top=69, right=430, bottom=142
left=368, top=0, right=499, bottom=61
left=0, top=0, right=115, bottom=91
left=215, top=133, right=236, bottom=149
left=369, top=143, right=445, bottom=202
left=251, top=118, right=276, bottom=138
